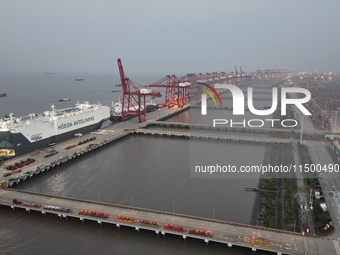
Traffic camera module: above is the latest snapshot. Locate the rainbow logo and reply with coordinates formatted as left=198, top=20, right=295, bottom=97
left=198, top=82, right=222, bottom=115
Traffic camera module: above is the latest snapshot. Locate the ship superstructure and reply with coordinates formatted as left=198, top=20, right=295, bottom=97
left=110, top=99, right=159, bottom=122
left=0, top=101, right=110, bottom=158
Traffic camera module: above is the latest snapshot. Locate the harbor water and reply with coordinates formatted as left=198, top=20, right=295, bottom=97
left=0, top=72, right=274, bottom=254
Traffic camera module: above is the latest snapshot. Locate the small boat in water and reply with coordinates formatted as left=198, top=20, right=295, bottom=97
left=59, top=98, right=71, bottom=101
left=75, top=79, right=84, bottom=81
left=0, top=93, right=7, bottom=97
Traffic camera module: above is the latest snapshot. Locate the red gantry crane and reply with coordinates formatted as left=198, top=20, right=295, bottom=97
left=117, top=58, right=291, bottom=121
left=117, top=58, right=161, bottom=122
left=146, top=75, right=191, bottom=108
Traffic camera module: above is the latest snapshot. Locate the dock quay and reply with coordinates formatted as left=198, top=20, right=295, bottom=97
left=1, top=124, right=293, bottom=188
left=0, top=106, right=189, bottom=187
left=133, top=128, right=293, bottom=144
left=0, top=103, right=337, bottom=255
left=145, top=120, right=295, bottom=134
left=0, top=187, right=308, bottom=255
left=1, top=105, right=297, bottom=188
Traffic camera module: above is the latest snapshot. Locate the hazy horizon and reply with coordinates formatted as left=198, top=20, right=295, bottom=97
left=1, top=1, right=340, bottom=76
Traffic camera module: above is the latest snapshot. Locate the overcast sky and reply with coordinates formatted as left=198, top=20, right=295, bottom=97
left=1, top=1, right=339, bottom=75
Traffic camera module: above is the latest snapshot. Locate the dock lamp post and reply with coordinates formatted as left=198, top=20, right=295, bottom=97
left=36, top=153, right=39, bottom=169
left=333, top=111, right=338, bottom=135
left=300, top=116, right=304, bottom=144
left=173, top=202, right=175, bottom=213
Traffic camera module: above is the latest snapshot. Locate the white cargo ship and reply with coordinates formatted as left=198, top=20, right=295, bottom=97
left=0, top=101, right=110, bottom=158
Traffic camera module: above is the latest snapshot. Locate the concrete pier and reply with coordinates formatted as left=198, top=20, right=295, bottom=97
left=0, top=187, right=312, bottom=255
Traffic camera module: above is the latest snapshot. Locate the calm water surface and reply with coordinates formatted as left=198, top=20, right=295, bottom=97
left=0, top=72, right=273, bottom=255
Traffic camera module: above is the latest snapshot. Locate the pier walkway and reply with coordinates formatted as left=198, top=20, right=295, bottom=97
left=134, top=128, right=293, bottom=144
left=0, top=187, right=328, bottom=255
left=145, top=120, right=295, bottom=134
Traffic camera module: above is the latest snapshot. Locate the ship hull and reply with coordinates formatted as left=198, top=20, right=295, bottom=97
left=109, top=115, right=123, bottom=122
left=0, top=102, right=110, bottom=159
left=109, top=106, right=158, bottom=122
left=0, top=120, right=106, bottom=158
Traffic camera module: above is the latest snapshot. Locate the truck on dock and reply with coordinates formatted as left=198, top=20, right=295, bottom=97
left=4, top=158, right=36, bottom=170
left=116, top=215, right=136, bottom=223
left=65, top=144, right=77, bottom=150
left=163, top=224, right=185, bottom=232
left=44, top=150, right=59, bottom=158
left=0, top=180, right=6, bottom=188
left=139, top=219, right=159, bottom=227
left=3, top=169, right=22, bottom=177
left=189, top=228, right=213, bottom=237
left=79, top=209, right=109, bottom=218
left=12, top=198, right=22, bottom=204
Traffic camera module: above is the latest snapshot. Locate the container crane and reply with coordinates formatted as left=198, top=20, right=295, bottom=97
left=117, top=58, right=161, bottom=122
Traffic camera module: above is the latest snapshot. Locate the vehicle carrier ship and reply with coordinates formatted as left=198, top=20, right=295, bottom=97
left=0, top=101, right=110, bottom=159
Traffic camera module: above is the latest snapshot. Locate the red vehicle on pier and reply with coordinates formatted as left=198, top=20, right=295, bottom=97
left=116, top=215, right=136, bottom=223
left=78, top=136, right=96, bottom=145
left=139, top=219, right=158, bottom=226
left=12, top=198, right=22, bottom=204
left=65, top=144, right=77, bottom=150
left=12, top=198, right=41, bottom=208
left=79, top=209, right=109, bottom=218
left=44, top=150, right=58, bottom=158
left=189, top=228, right=213, bottom=237
left=163, top=224, right=185, bottom=232
left=4, top=158, right=36, bottom=170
